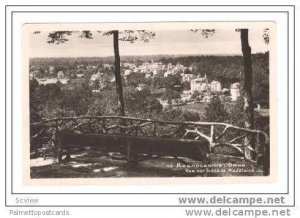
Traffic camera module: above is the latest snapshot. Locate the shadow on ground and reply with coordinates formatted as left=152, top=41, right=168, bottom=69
left=30, top=147, right=264, bottom=178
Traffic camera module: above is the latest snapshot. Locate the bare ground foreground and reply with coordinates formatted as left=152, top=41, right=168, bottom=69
left=30, top=146, right=264, bottom=178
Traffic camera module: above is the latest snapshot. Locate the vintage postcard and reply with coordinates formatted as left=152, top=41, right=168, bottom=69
left=23, top=22, right=276, bottom=184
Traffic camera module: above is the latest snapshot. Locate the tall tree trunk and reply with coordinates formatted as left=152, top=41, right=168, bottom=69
left=112, top=30, right=125, bottom=117
left=240, top=29, right=255, bottom=160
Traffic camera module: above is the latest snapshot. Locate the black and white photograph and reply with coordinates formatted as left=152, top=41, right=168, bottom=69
left=27, top=22, right=273, bottom=179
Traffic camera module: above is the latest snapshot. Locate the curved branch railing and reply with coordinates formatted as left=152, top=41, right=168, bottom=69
left=31, top=116, right=269, bottom=166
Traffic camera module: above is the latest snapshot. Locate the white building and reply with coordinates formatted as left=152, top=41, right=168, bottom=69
left=103, top=64, right=112, bottom=70
left=181, top=90, right=192, bottom=102
left=136, top=83, right=147, bottom=91
left=58, top=78, right=69, bottom=84
left=202, top=95, right=213, bottom=102
left=222, top=88, right=230, bottom=93
left=145, top=73, right=152, bottom=79
left=151, top=62, right=164, bottom=72
left=57, top=71, right=64, bottom=79
left=167, top=63, right=174, bottom=71
left=90, top=71, right=103, bottom=82
left=172, top=63, right=185, bottom=74
left=37, top=77, right=69, bottom=85
left=182, top=73, right=195, bottom=82
left=230, top=82, right=241, bottom=101
left=49, top=65, right=55, bottom=74
left=158, top=98, right=169, bottom=108
left=190, top=74, right=209, bottom=92
left=164, top=70, right=173, bottom=77
left=37, top=78, right=58, bottom=85
left=210, top=80, right=222, bottom=92
left=124, top=69, right=132, bottom=76
left=123, top=63, right=136, bottom=70
left=76, top=73, right=84, bottom=78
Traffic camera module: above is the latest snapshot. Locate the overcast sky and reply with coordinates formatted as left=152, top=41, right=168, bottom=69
left=29, top=28, right=269, bottom=57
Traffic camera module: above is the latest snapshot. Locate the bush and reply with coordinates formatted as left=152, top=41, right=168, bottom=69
left=204, top=96, right=228, bottom=122
left=228, top=97, right=244, bottom=127
left=161, top=89, right=181, bottom=103
left=183, top=110, right=200, bottom=122
left=125, top=88, right=163, bottom=115
left=153, top=108, right=200, bottom=122
left=191, top=90, right=201, bottom=99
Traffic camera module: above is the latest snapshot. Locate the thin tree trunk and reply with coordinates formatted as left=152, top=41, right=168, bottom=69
left=112, top=30, right=125, bottom=117
left=240, top=29, right=255, bottom=160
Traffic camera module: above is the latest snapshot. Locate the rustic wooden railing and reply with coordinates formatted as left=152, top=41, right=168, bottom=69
left=30, top=116, right=269, bottom=170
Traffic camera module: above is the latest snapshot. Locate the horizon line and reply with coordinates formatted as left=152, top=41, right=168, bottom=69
left=29, top=51, right=269, bottom=59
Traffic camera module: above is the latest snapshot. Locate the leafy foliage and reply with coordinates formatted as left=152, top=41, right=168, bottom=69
left=118, top=30, right=155, bottom=43
left=204, top=96, right=229, bottom=122
left=162, top=89, right=181, bottom=103
left=263, top=28, right=270, bottom=45
left=42, top=30, right=155, bottom=45
left=228, top=97, right=244, bottom=127
left=191, top=29, right=216, bottom=38
left=87, top=91, right=119, bottom=116
left=164, top=74, right=183, bottom=90
left=47, top=31, right=72, bottom=44
left=191, top=90, right=201, bottom=99
left=126, top=72, right=147, bottom=87
left=30, top=81, right=94, bottom=119
left=30, top=78, right=41, bottom=123
left=154, top=108, right=200, bottom=122
left=125, top=88, right=163, bottom=116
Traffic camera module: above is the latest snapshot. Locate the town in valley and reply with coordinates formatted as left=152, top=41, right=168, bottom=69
left=30, top=54, right=269, bottom=122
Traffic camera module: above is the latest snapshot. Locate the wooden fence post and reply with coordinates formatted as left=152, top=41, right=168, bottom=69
left=55, top=120, right=62, bottom=162
left=126, top=140, right=132, bottom=170
left=209, top=125, right=215, bottom=153
left=153, top=122, right=157, bottom=137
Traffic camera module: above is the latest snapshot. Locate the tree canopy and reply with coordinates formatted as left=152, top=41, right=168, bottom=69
left=36, top=30, right=156, bottom=44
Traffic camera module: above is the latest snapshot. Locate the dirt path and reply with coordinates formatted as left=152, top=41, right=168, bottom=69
left=30, top=149, right=264, bottom=178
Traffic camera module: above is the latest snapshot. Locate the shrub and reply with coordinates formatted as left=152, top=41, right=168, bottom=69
left=204, top=96, right=228, bottom=122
